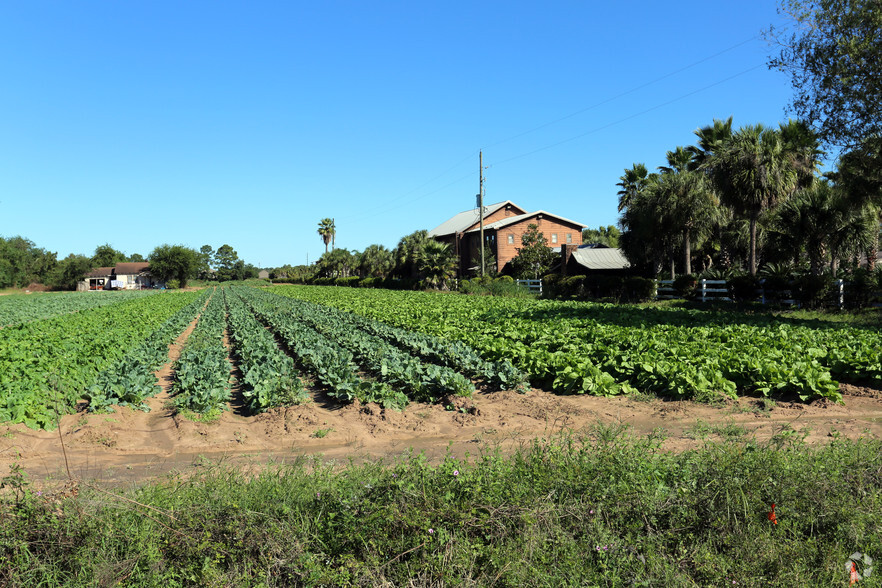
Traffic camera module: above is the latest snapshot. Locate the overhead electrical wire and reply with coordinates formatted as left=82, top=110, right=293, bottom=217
left=341, top=35, right=767, bottom=221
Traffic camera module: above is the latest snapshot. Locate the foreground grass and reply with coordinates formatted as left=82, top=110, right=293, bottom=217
left=2, top=428, right=881, bottom=586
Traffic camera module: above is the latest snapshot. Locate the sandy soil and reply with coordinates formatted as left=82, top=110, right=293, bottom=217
left=2, top=316, right=881, bottom=489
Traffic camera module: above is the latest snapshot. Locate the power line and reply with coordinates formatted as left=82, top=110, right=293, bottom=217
left=340, top=38, right=767, bottom=219
left=490, top=63, right=767, bottom=168
left=485, top=35, right=762, bottom=149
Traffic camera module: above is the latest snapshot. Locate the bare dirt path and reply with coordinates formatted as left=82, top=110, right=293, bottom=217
left=2, top=382, right=881, bottom=489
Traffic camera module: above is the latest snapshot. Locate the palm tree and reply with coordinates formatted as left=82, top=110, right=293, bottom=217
left=773, top=181, right=841, bottom=275
left=393, top=230, right=431, bottom=279
left=358, top=244, right=395, bottom=278
left=658, top=146, right=693, bottom=174
left=688, top=117, right=733, bottom=171
left=828, top=138, right=882, bottom=270
left=317, top=218, right=335, bottom=253
left=778, top=119, right=824, bottom=190
left=709, top=124, right=800, bottom=275
left=656, top=170, right=718, bottom=275
left=616, top=163, right=650, bottom=212
left=619, top=173, right=681, bottom=277
left=417, top=240, right=456, bottom=289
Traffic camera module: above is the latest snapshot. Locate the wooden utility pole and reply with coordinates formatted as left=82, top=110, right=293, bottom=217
left=479, top=151, right=485, bottom=277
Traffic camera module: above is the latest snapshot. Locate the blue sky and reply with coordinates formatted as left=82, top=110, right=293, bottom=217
left=0, top=1, right=798, bottom=268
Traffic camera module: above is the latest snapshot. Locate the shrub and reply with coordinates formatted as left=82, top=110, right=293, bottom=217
left=559, top=275, right=586, bottom=298
left=760, top=275, right=792, bottom=303
left=584, top=275, right=624, bottom=300
left=622, top=276, right=655, bottom=302
left=542, top=274, right=563, bottom=299
left=166, top=279, right=180, bottom=290
left=843, top=269, right=876, bottom=309
left=728, top=275, right=760, bottom=303
left=793, top=273, right=834, bottom=309
left=673, top=274, right=698, bottom=299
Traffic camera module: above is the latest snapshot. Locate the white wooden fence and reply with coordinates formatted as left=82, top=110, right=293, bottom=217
left=516, top=279, right=543, bottom=295
left=655, top=278, right=873, bottom=308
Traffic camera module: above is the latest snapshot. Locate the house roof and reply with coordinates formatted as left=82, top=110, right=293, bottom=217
left=114, top=262, right=150, bottom=275
left=570, top=247, right=631, bottom=270
left=85, top=267, right=114, bottom=278
left=428, top=201, right=518, bottom=237
left=85, top=263, right=151, bottom=278
left=465, top=210, right=588, bottom=233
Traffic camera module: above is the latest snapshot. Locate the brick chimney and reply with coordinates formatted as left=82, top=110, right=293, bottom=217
left=561, top=244, right=578, bottom=276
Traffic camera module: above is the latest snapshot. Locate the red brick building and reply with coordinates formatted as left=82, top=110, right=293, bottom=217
left=429, top=201, right=587, bottom=276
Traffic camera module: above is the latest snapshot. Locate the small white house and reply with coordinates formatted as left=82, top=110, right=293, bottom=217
left=78, top=262, right=163, bottom=291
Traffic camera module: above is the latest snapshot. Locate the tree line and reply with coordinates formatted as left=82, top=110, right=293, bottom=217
left=0, top=240, right=260, bottom=290
left=618, top=117, right=880, bottom=281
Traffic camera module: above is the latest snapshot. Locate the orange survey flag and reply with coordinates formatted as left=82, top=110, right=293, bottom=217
left=767, top=503, right=778, bottom=525
left=850, top=561, right=860, bottom=584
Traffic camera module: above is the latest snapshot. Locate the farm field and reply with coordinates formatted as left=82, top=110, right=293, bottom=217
left=0, top=284, right=880, bottom=488
left=2, top=284, right=882, bottom=585
left=274, top=285, right=882, bottom=402
left=0, top=289, right=160, bottom=328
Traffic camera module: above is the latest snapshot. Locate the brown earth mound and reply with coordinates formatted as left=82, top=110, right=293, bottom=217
left=2, top=383, right=880, bottom=489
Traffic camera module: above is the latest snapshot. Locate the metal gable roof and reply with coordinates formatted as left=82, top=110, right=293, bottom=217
left=428, top=201, right=514, bottom=237
left=570, top=248, right=631, bottom=270
left=464, top=210, right=588, bottom=233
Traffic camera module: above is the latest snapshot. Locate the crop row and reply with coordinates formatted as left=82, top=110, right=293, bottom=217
left=85, top=289, right=212, bottom=412
left=235, top=286, right=521, bottom=407
left=171, top=288, right=233, bottom=414
left=234, top=286, right=400, bottom=407
left=272, top=286, right=882, bottom=402
left=0, top=291, right=201, bottom=428
left=0, top=290, right=159, bottom=328
left=223, top=287, right=309, bottom=413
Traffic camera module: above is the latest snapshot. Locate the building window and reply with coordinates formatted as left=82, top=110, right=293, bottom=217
left=507, top=234, right=514, bottom=244
left=551, top=233, right=558, bottom=244
left=566, top=233, right=572, bottom=244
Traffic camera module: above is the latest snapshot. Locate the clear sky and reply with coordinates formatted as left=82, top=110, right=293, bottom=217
left=0, top=1, right=798, bottom=268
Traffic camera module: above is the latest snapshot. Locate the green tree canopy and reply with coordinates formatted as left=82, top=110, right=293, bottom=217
left=91, top=244, right=127, bottom=268
left=0, top=236, right=57, bottom=288
left=510, top=224, right=556, bottom=279
left=148, top=244, right=199, bottom=288
left=358, top=244, right=395, bottom=278
left=768, top=0, right=882, bottom=150
left=48, top=254, right=92, bottom=290
left=582, top=225, right=621, bottom=248
left=316, top=248, right=354, bottom=278
left=214, top=244, right=240, bottom=281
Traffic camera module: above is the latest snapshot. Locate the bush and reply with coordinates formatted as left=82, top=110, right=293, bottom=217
left=673, top=274, right=698, bottom=299
left=622, top=276, right=655, bottom=302
left=559, top=275, right=586, bottom=298
left=541, top=274, right=563, bottom=299
left=760, top=275, right=792, bottom=303
left=584, top=275, right=624, bottom=300
left=793, top=273, right=834, bottom=309
left=334, top=276, right=360, bottom=287
left=728, top=275, right=760, bottom=303
left=166, top=279, right=180, bottom=290
left=844, top=269, right=877, bottom=309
